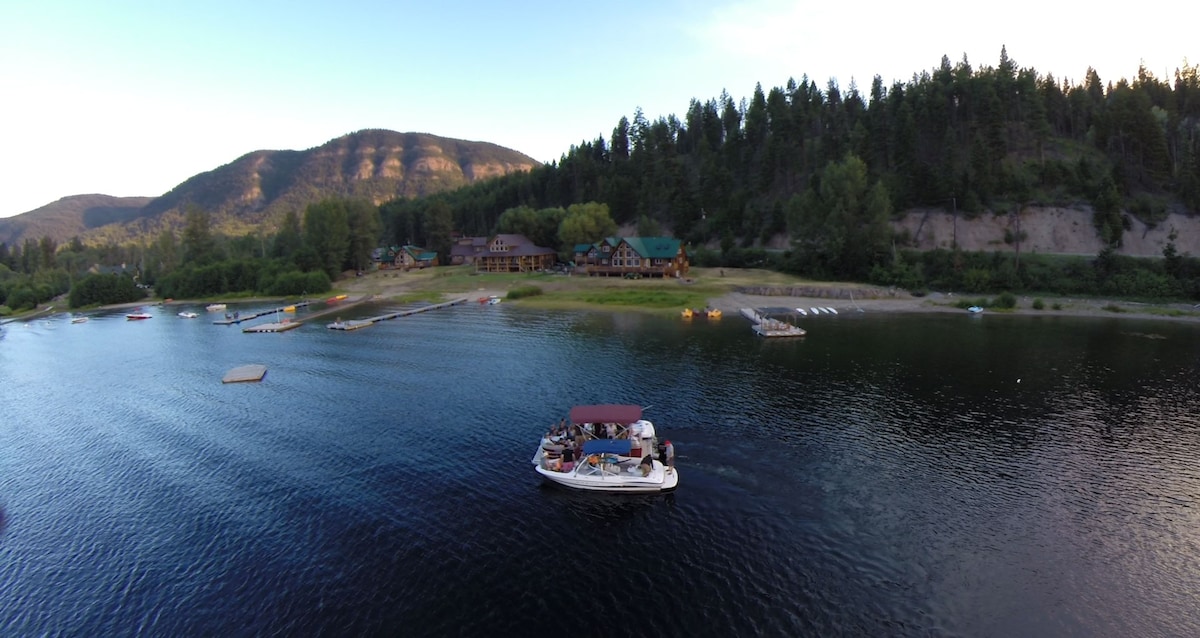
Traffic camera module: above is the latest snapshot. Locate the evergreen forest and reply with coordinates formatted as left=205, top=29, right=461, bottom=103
left=3, top=49, right=1200, bottom=312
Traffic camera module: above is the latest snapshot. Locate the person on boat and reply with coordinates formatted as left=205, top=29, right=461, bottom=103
left=664, top=440, right=675, bottom=472
left=639, top=454, right=654, bottom=477
left=561, top=444, right=575, bottom=472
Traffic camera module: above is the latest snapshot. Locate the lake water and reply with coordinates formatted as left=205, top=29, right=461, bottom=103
left=1, top=302, right=1199, bottom=636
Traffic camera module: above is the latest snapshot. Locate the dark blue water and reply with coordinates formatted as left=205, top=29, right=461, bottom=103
left=2, top=303, right=1199, bottom=636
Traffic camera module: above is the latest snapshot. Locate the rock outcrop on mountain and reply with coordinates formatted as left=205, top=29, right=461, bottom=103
left=0, top=129, right=538, bottom=245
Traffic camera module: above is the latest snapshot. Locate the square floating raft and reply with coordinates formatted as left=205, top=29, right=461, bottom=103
left=222, top=364, right=268, bottom=383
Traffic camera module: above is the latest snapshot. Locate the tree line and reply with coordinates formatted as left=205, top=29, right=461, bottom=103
left=0, top=199, right=384, bottom=312
left=367, top=48, right=1200, bottom=299
left=5, top=50, right=1200, bottom=312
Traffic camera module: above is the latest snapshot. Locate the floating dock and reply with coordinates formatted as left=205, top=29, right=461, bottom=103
left=213, top=301, right=312, bottom=325
left=222, top=364, right=267, bottom=383
left=327, top=298, right=468, bottom=330
left=243, top=320, right=303, bottom=333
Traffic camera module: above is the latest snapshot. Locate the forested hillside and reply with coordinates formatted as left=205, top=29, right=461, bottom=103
left=382, top=50, right=1200, bottom=278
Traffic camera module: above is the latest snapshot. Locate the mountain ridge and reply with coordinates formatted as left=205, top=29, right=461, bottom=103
left=0, top=129, right=539, bottom=246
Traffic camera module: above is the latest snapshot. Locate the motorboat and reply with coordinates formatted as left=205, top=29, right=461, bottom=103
left=487, top=295, right=502, bottom=305
left=71, top=316, right=89, bottom=324
left=178, top=311, right=199, bottom=318
left=532, top=404, right=678, bottom=493
left=206, top=303, right=227, bottom=312
left=967, top=305, right=984, bottom=314
left=126, top=313, right=152, bottom=320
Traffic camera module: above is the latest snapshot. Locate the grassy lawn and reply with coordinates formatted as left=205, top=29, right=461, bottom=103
left=338, top=265, right=820, bottom=313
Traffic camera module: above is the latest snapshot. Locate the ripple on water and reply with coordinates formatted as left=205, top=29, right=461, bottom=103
left=2, top=310, right=1200, bottom=635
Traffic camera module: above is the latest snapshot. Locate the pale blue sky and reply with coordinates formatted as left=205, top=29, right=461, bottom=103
left=2, top=0, right=1193, bottom=218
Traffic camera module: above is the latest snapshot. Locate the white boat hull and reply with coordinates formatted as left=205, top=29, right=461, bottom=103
left=534, top=406, right=678, bottom=493
left=535, top=462, right=679, bottom=493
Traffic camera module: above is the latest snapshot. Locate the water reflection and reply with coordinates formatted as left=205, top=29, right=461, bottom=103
left=1, top=308, right=1199, bottom=636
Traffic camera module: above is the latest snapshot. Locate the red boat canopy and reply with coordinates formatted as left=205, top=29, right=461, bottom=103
left=569, top=404, right=643, bottom=425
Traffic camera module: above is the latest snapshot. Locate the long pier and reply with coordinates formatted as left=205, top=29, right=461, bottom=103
left=213, top=301, right=312, bottom=325
left=326, top=297, right=468, bottom=330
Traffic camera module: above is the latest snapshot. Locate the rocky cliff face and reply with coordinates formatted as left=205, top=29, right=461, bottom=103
left=137, top=129, right=538, bottom=236
left=893, top=207, right=1200, bottom=258
left=0, top=130, right=538, bottom=245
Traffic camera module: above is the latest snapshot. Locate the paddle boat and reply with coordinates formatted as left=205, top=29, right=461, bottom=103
left=532, top=404, right=678, bottom=493
left=681, top=307, right=694, bottom=319
left=706, top=308, right=722, bottom=319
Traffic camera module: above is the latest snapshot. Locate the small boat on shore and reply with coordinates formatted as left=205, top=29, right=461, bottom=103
left=126, top=312, right=152, bottom=320
left=532, top=404, right=677, bottom=493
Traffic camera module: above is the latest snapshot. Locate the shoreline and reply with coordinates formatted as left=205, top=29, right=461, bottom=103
left=14, top=268, right=1200, bottom=325
left=713, top=290, right=1200, bottom=323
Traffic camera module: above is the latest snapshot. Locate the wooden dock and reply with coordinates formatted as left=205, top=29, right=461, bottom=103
left=327, top=297, right=468, bottom=330
left=213, top=301, right=312, bottom=325
left=243, top=320, right=303, bottom=333
left=222, top=364, right=267, bottom=383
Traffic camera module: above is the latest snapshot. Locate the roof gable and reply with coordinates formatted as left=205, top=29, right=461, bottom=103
left=620, top=237, right=682, bottom=259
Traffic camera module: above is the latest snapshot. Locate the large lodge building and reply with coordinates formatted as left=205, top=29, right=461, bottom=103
left=383, top=234, right=690, bottom=277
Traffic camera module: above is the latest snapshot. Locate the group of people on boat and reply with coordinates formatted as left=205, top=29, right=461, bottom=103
left=542, top=418, right=674, bottom=476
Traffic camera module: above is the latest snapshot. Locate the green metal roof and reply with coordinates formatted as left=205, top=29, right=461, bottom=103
left=619, top=237, right=682, bottom=259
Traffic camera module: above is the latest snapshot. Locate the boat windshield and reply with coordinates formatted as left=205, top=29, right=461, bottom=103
left=581, top=439, right=632, bottom=455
